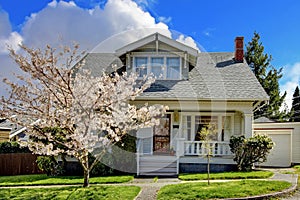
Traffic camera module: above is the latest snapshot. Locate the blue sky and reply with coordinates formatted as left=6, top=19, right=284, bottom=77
left=0, top=0, right=299, bottom=107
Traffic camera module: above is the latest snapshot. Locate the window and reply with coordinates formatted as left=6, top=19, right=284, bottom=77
left=182, top=113, right=233, bottom=142
left=151, top=57, right=164, bottom=78
left=135, top=57, right=148, bottom=78
left=167, top=57, right=180, bottom=79
left=133, top=56, right=181, bottom=80
left=195, top=116, right=218, bottom=141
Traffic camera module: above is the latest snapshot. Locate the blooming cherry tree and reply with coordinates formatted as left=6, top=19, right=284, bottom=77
left=0, top=44, right=167, bottom=187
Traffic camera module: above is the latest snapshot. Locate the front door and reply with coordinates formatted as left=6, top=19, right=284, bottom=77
left=153, top=114, right=171, bottom=153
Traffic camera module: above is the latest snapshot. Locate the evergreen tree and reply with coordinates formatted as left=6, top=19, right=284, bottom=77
left=245, top=32, right=271, bottom=85
left=290, top=86, right=300, bottom=122
left=245, top=32, right=287, bottom=120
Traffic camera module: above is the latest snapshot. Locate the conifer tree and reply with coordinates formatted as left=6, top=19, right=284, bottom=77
left=245, top=32, right=287, bottom=120
left=290, top=86, right=300, bottom=122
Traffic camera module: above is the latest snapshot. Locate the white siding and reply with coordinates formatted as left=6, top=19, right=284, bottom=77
left=137, top=127, right=153, bottom=154
left=234, top=112, right=242, bottom=136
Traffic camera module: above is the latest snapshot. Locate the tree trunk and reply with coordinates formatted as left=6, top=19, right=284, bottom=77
left=207, top=154, right=210, bottom=185
left=82, top=154, right=90, bottom=187
left=83, top=168, right=90, bottom=187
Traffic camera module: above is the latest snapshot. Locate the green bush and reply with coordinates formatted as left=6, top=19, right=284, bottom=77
left=36, top=156, right=63, bottom=176
left=230, top=135, right=274, bottom=171
left=0, top=141, right=30, bottom=153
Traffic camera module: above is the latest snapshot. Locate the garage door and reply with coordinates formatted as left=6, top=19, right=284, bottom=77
left=255, top=130, right=291, bottom=167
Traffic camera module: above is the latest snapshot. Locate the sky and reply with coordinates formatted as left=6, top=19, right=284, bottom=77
left=0, top=0, right=299, bottom=109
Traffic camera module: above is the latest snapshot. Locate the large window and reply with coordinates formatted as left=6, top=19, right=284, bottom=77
left=151, top=57, right=164, bottom=78
left=182, top=114, right=233, bottom=142
left=133, top=56, right=181, bottom=80
left=167, top=57, right=180, bottom=79
left=135, top=57, right=148, bottom=78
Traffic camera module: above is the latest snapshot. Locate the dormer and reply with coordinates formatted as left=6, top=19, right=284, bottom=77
left=115, top=33, right=198, bottom=80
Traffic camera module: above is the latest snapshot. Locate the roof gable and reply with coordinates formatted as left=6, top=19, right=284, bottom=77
left=115, top=32, right=198, bottom=57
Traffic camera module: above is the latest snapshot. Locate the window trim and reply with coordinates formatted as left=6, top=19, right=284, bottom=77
left=132, top=55, right=182, bottom=80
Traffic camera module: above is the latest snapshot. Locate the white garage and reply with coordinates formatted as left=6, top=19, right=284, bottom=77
left=253, top=128, right=292, bottom=167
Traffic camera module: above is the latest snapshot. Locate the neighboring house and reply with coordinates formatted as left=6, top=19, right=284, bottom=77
left=0, top=118, right=29, bottom=142
left=254, top=118, right=300, bottom=168
left=79, top=33, right=270, bottom=176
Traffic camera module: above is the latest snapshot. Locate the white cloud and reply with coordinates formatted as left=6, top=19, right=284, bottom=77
left=20, top=0, right=173, bottom=51
left=280, top=62, right=300, bottom=110
left=0, top=32, right=23, bottom=54
left=0, top=0, right=199, bottom=96
left=0, top=9, right=23, bottom=54
left=176, top=34, right=199, bottom=51
left=0, top=9, right=12, bottom=37
left=158, top=16, right=172, bottom=24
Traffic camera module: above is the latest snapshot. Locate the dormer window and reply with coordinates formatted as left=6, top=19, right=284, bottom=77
left=133, top=55, right=181, bottom=80
left=135, top=57, right=148, bottom=77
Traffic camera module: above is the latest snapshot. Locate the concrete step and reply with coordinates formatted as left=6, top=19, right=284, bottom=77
left=140, top=155, right=177, bottom=162
left=138, top=155, right=177, bottom=176
left=139, top=166, right=176, bottom=172
left=139, top=162, right=177, bottom=168
left=139, top=172, right=177, bottom=177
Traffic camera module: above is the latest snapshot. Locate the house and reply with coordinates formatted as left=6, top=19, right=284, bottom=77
left=80, top=32, right=269, bottom=176
left=254, top=118, right=300, bottom=168
left=0, top=118, right=30, bottom=142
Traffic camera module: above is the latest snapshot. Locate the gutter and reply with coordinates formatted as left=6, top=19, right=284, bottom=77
left=9, top=119, right=41, bottom=139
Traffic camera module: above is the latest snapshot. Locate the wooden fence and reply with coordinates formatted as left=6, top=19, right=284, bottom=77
left=0, top=153, right=42, bottom=176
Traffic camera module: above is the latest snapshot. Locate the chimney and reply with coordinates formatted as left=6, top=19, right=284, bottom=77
left=234, top=36, right=244, bottom=62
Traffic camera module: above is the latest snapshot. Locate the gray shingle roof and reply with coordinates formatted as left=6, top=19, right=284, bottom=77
left=81, top=52, right=269, bottom=101
left=81, top=53, right=123, bottom=76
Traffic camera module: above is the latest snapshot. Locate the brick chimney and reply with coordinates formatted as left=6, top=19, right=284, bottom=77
left=234, top=36, right=244, bottom=62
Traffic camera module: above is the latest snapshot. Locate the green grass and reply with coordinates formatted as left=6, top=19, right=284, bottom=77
left=0, top=174, right=134, bottom=186
left=157, top=180, right=291, bottom=200
left=179, top=170, right=274, bottom=181
left=0, top=185, right=140, bottom=200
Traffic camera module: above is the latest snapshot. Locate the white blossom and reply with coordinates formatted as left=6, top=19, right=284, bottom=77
left=0, top=44, right=167, bottom=187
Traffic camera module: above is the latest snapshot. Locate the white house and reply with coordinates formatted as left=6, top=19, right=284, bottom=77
left=80, top=32, right=269, bottom=176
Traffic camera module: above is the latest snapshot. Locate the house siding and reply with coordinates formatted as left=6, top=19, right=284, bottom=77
left=0, top=130, right=10, bottom=142
left=234, top=111, right=242, bottom=136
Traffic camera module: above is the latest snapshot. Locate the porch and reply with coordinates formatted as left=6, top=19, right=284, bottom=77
left=136, top=138, right=233, bottom=176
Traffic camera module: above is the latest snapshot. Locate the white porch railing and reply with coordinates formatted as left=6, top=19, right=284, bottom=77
left=177, top=139, right=232, bottom=156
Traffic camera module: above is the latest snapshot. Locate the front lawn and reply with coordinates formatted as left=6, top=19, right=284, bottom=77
left=179, top=170, right=273, bottom=181
left=0, top=174, right=133, bottom=186
left=157, top=180, right=291, bottom=200
left=0, top=185, right=140, bottom=200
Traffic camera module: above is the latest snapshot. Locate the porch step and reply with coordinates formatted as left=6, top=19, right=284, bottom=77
left=138, top=155, right=177, bottom=177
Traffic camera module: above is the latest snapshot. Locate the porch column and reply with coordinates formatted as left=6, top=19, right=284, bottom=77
left=176, top=138, right=185, bottom=157
left=243, top=113, right=253, bottom=138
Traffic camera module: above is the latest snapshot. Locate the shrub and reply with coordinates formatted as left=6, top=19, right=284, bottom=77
left=230, top=134, right=274, bottom=171
left=36, top=156, right=63, bottom=176
left=0, top=141, right=31, bottom=153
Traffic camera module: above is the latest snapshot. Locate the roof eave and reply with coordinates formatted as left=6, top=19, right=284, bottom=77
left=134, top=96, right=268, bottom=102
left=115, top=32, right=198, bottom=57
